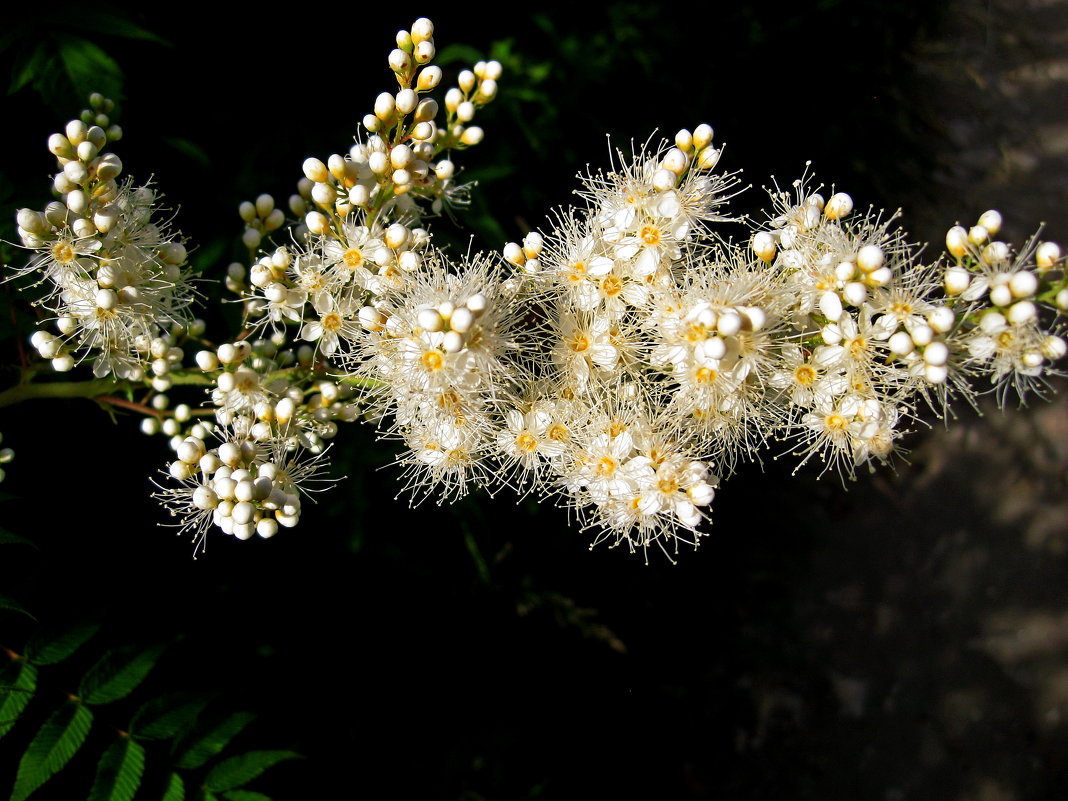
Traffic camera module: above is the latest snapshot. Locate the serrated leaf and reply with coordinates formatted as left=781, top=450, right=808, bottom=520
left=10, top=700, right=93, bottom=801
left=80, top=643, right=166, bottom=706
left=161, top=772, right=184, bottom=801
left=0, top=595, right=34, bottom=619
left=172, top=712, right=254, bottom=771
left=87, top=736, right=145, bottom=801
left=0, top=530, right=37, bottom=548
left=8, top=42, right=49, bottom=94
left=55, top=7, right=171, bottom=46
left=25, top=622, right=99, bottom=665
left=162, top=137, right=211, bottom=167
left=222, top=792, right=272, bottom=801
left=130, top=693, right=210, bottom=741
left=204, top=750, right=300, bottom=792
left=0, top=659, right=37, bottom=740
left=55, top=34, right=122, bottom=102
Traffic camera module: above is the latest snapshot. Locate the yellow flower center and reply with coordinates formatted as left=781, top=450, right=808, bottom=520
left=421, top=350, right=444, bottom=371
left=567, top=333, right=590, bottom=353
left=322, top=313, right=342, bottom=332
left=601, top=275, right=623, bottom=297
left=793, top=365, right=816, bottom=385
left=515, top=433, right=537, bottom=453
left=825, top=413, right=848, bottom=433
left=548, top=424, right=569, bottom=442
left=595, top=456, right=617, bottom=477
left=640, top=225, right=661, bottom=246
left=658, top=477, right=679, bottom=494
left=51, top=241, right=76, bottom=264
left=343, top=248, right=363, bottom=268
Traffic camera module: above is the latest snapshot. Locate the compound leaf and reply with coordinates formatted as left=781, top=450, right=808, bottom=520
left=79, top=643, right=166, bottom=706
left=0, top=659, right=37, bottom=740
left=10, top=699, right=93, bottom=801
left=172, top=712, right=254, bottom=771
left=87, top=735, right=145, bottom=801
left=130, top=692, right=210, bottom=741
left=160, top=772, right=184, bottom=801
left=204, top=750, right=300, bottom=793
left=24, top=622, right=99, bottom=666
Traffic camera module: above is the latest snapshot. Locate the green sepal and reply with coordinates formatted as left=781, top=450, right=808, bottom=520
left=0, top=659, right=37, bottom=740
left=79, top=643, right=166, bottom=706
left=10, top=699, right=93, bottom=801
left=203, top=750, right=300, bottom=792
left=87, top=735, right=145, bottom=801
left=172, top=712, right=254, bottom=771
left=160, top=772, right=185, bottom=801
left=24, top=622, right=99, bottom=666
left=130, top=692, right=211, bottom=741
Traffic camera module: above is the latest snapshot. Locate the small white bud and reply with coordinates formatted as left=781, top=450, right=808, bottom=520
left=417, top=66, right=442, bottom=91
left=824, top=192, right=853, bottom=220
left=752, top=232, right=777, bottom=262
left=989, top=283, right=1013, bottom=308
left=945, top=226, right=969, bottom=258
left=944, top=266, right=971, bottom=295
left=888, top=331, right=914, bottom=356
left=302, top=158, right=328, bottom=183
left=1006, top=300, right=1037, bottom=325
left=1041, top=335, right=1067, bottom=361
left=927, top=307, right=955, bottom=334
left=819, top=291, right=843, bottom=322
left=1036, top=242, right=1061, bottom=270
left=1009, top=270, right=1038, bottom=299
left=978, top=210, right=1002, bottom=236
left=923, top=341, right=949, bottom=366
left=856, top=244, right=885, bottom=273
left=692, top=124, right=714, bottom=150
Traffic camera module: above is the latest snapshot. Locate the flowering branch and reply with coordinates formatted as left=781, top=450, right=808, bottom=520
left=2, top=17, right=1065, bottom=561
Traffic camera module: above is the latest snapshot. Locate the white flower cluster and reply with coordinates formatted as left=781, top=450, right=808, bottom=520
left=13, top=94, right=195, bottom=381
left=8, top=19, right=1067, bottom=560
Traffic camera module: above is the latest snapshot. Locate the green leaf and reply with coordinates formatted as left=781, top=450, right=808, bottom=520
left=222, top=792, right=272, bottom=801
left=10, top=700, right=93, bottom=801
left=55, top=34, right=123, bottom=102
left=0, top=659, right=37, bottom=740
left=54, top=7, right=171, bottom=46
left=130, top=693, right=210, bottom=741
left=0, top=530, right=37, bottom=548
left=25, top=622, right=99, bottom=665
left=0, top=595, right=34, bottom=619
left=162, top=137, right=212, bottom=168
left=161, top=772, right=184, bottom=801
left=87, top=736, right=145, bottom=801
left=172, top=712, right=255, bottom=770
left=79, top=643, right=166, bottom=706
left=8, top=42, right=49, bottom=94
left=204, top=751, right=301, bottom=792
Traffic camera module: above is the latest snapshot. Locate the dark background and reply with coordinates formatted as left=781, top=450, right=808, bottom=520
left=2, top=2, right=1067, bottom=799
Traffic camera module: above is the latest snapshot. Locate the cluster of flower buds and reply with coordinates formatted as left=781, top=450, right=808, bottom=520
left=13, top=93, right=195, bottom=379
left=159, top=431, right=330, bottom=548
